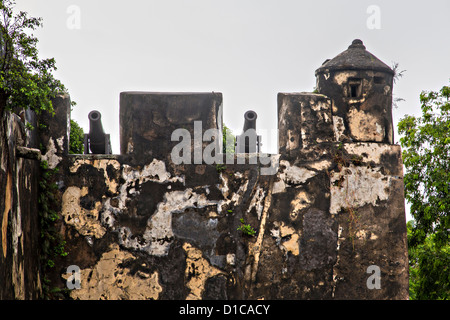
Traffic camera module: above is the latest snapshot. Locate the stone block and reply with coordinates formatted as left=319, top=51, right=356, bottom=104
left=278, top=92, right=334, bottom=158
left=120, top=92, right=222, bottom=163
left=39, top=94, right=71, bottom=169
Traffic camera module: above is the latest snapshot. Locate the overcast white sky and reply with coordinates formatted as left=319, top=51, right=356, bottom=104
left=14, top=0, right=450, bottom=219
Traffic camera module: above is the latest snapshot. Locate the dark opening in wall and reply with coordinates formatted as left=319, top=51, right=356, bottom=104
left=347, top=78, right=362, bottom=98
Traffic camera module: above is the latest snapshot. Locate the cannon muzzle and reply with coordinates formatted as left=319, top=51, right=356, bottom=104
left=243, top=110, right=257, bottom=132
left=84, top=110, right=112, bottom=154
left=236, top=110, right=261, bottom=153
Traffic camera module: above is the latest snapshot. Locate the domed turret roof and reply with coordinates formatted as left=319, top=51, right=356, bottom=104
left=315, top=39, right=394, bottom=75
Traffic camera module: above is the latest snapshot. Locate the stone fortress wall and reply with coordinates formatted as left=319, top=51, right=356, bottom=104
left=0, top=39, right=408, bottom=299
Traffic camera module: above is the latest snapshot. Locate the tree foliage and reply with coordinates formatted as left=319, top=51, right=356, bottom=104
left=0, top=0, right=65, bottom=115
left=398, top=83, right=450, bottom=248
left=398, top=82, right=450, bottom=300
left=407, top=220, right=450, bottom=300
left=223, top=124, right=235, bottom=154
left=69, top=119, right=84, bottom=154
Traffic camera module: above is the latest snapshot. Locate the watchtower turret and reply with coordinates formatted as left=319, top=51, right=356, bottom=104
left=315, top=39, right=395, bottom=144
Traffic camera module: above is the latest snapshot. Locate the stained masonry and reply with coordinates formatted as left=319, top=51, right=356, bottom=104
left=0, top=39, right=408, bottom=299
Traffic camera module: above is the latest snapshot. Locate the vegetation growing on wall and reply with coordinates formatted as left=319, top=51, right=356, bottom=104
left=38, top=160, right=68, bottom=299
left=237, top=218, right=256, bottom=237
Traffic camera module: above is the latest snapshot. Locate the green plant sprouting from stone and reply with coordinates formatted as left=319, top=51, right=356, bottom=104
left=216, top=164, right=227, bottom=173
left=237, top=218, right=256, bottom=237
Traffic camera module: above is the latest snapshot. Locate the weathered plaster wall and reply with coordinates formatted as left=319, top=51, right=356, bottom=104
left=0, top=110, right=42, bottom=299
left=0, top=41, right=409, bottom=300
left=0, top=91, right=409, bottom=300
left=40, top=89, right=408, bottom=300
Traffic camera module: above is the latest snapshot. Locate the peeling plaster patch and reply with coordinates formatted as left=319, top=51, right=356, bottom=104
left=65, top=244, right=162, bottom=300
left=0, top=146, right=5, bottom=171
left=272, top=180, right=286, bottom=194
left=279, top=160, right=317, bottom=185
left=376, top=122, right=383, bottom=135
left=143, top=189, right=217, bottom=256
left=12, top=163, right=23, bottom=258
left=217, top=173, right=229, bottom=198
left=217, top=172, right=249, bottom=213
left=119, top=159, right=184, bottom=210
left=71, top=159, right=121, bottom=194
left=310, top=100, right=328, bottom=112
left=329, top=164, right=391, bottom=214
left=334, top=71, right=357, bottom=85
left=101, top=198, right=118, bottom=228
left=183, top=242, right=223, bottom=300
left=336, top=225, right=344, bottom=251
left=247, top=187, right=265, bottom=219
left=281, top=229, right=300, bottom=256
left=347, top=108, right=384, bottom=142
left=42, top=138, right=62, bottom=169
left=270, top=222, right=300, bottom=256
left=226, top=253, right=235, bottom=266
left=2, top=171, right=12, bottom=258
left=122, top=159, right=183, bottom=186
left=67, top=159, right=203, bottom=257
left=306, top=159, right=332, bottom=171
left=333, top=116, right=346, bottom=141
left=127, top=140, right=134, bottom=153
left=300, top=128, right=308, bottom=148
left=56, top=136, right=65, bottom=151
left=355, top=229, right=379, bottom=240
left=234, top=172, right=243, bottom=179
left=356, top=229, right=367, bottom=240
left=332, top=225, right=345, bottom=298
left=287, top=129, right=300, bottom=151
left=290, top=190, right=312, bottom=220
left=12, top=259, right=25, bottom=299
left=12, top=163, right=25, bottom=299
left=230, top=180, right=249, bottom=206
left=61, top=186, right=106, bottom=238
left=120, top=189, right=218, bottom=256
left=344, top=142, right=393, bottom=163
left=140, top=159, right=172, bottom=182
left=11, top=163, right=25, bottom=299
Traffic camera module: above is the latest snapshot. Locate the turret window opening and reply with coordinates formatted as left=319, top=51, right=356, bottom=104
left=347, top=78, right=362, bottom=98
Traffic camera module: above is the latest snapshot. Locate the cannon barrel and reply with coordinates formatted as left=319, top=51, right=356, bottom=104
left=243, top=110, right=257, bottom=132
left=236, top=110, right=261, bottom=153
left=84, top=110, right=111, bottom=154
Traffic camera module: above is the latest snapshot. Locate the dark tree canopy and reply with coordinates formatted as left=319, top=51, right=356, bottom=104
left=0, top=0, right=66, bottom=115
